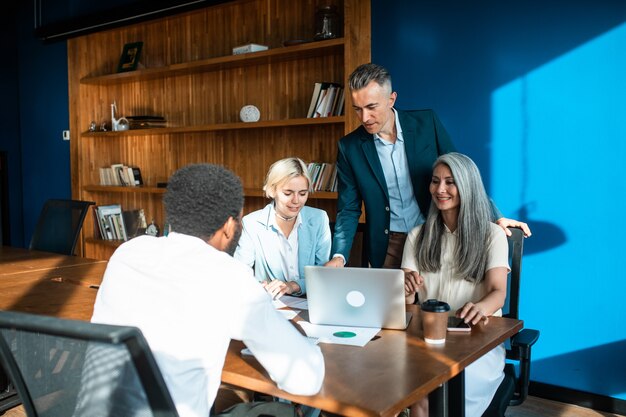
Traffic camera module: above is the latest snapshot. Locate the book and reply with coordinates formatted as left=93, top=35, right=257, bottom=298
left=307, top=82, right=324, bottom=118
left=108, top=164, right=122, bottom=186
left=334, top=87, right=345, bottom=116
left=131, top=167, right=143, bottom=186
left=126, top=116, right=167, bottom=129
left=321, top=85, right=338, bottom=117
left=313, top=83, right=340, bottom=118
left=91, top=205, right=103, bottom=239
left=96, top=204, right=125, bottom=240
left=232, top=43, right=269, bottom=55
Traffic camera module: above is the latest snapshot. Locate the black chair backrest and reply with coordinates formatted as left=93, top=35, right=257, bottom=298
left=502, top=228, right=524, bottom=320
left=0, top=311, right=179, bottom=417
left=29, top=199, right=94, bottom=255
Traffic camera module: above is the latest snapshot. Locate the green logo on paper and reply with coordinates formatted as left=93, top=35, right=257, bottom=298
left=333, top=331, right=356, bottom=338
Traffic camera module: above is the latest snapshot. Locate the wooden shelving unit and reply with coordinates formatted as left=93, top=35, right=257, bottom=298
left=68, top=0, right=370, bottom=260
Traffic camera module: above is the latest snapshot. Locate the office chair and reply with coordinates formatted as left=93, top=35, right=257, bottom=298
left=29, top=199, right=94, bottom=256
left=0, top=310, right=179, bottom=417
left=482, top=228, right=540, bottom=417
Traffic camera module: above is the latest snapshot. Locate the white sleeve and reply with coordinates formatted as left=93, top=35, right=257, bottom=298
left=229, top=267, right=325, bottom=395
left=487, top=225, right=510, bottom=272
left=401, top=226, right=421, bottom=271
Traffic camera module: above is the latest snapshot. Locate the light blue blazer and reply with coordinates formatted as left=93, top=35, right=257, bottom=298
left=234, top=203, right=331, bottom=294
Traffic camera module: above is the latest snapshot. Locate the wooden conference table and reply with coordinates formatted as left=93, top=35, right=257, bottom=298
left=0, top=246, right=523, bottom=417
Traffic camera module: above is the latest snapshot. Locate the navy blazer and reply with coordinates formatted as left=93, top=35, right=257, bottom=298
left=331, top=109, right=456, bottom=268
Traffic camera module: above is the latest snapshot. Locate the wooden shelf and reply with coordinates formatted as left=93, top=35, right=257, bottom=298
left=84, top=185, right=338, bottom=200
left=69, top=0, right=370, bottom=260
left=80, top=38, right=344, bottom=85
left=84, top=185, right=166, bottom=194
left=82, top=116, right=345, bottom=137
left=85, top=238, right=124, bottom=248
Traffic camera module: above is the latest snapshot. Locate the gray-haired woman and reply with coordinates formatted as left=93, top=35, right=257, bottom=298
left=402, top=152, right=509, bottom=417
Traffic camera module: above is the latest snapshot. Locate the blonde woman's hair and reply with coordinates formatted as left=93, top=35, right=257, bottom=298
left=263, top=157, right=311, bottom=199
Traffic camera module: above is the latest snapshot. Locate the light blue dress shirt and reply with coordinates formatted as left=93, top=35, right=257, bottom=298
left=374, top=109, right=424, bottom=232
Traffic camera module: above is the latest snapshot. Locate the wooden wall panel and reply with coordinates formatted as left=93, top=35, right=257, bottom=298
left=68, top=0, right=369, bottom=259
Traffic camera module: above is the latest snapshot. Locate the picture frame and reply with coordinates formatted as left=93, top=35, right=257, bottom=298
left=117, top=41, right=143, bottom=73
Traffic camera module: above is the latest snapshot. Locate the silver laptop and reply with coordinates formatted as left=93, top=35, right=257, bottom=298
left=305, top=266, right=412, bottom=330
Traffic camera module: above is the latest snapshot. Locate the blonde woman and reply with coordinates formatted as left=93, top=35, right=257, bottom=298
left=235, top=157, right=331, bottom=299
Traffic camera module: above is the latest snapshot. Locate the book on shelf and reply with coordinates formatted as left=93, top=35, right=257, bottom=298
left=126, top=115, right=167, bottom=129
left=130, top=166, right=143, bottom=186
left=95, top=204, right=127, bottom=241
left=307, top=82, right=343, bottom=118
left=307, top=82, right=325, bottom=118
left=307, top=162, right=337, bottom=192
left=334, top=87, right=345, bottom=116
left=99, top=164, right=143, bottom=186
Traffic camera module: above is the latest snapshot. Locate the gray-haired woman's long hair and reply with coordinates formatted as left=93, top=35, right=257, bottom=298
left=414, top=152, right=494, bottom=282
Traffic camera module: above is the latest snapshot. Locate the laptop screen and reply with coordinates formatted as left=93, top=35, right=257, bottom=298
left=304, top=266, right=410, bottom=329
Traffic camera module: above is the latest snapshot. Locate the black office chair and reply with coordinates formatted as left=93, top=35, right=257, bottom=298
left=29, top=199, right=95, bottom=255
left=482, top=228, right=540, bottom=417
left=0, top=310, right=179, bottom=417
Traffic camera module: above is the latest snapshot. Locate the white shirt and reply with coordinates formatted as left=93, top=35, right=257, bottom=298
left=401, top=223, right=509, bottom=314
left=92, top=233, right=324, bottom=417
left=268, top=205, right=302, bottom=282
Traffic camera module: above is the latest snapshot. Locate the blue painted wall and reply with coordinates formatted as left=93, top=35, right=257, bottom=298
left=0, top=3, right=71, bottom=247
left=0, top=4, right=24, bottom=246
left=373, top=0, right=626, bottom=401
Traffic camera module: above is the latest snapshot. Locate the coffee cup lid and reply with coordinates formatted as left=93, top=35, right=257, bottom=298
left=420, top=299, right=450, bottom=313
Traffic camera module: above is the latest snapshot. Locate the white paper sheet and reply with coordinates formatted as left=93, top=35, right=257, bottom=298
left=277, top=309, right=299, bottom=320
left=272, top=295, right=309, bottom=310
left=298, top=321, right=380, bottom=347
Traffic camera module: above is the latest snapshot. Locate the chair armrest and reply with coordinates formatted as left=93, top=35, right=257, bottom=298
left=511, top=329, right=540, bottom=360
left=509, top=328, right=540, bottom=406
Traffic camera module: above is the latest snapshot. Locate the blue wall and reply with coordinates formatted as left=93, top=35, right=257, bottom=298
left=0, top=4, right=23, bottom=246
left=373, top=0, right=626, bottom=401
left=0, top=3, right=71, bottom=247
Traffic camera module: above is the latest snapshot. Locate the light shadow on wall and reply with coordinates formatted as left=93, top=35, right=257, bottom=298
left=491, top=22, right=626, bottom=399
left=531, top=339, right=626, bottom=398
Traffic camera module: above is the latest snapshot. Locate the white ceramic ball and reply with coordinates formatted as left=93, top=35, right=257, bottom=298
left=239, top=105, right=260, bottom=122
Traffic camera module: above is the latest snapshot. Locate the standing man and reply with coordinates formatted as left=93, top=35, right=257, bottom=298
left=326, top=63, right=530, bottom=269
left=92, top=164, right=324, bottom=417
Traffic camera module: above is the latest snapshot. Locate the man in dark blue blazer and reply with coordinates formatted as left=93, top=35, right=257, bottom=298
left=326, top=64, right=530, bottom=269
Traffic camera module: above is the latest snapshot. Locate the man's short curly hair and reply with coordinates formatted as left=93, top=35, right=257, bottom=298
left=164, top=164, right=243, bottom=240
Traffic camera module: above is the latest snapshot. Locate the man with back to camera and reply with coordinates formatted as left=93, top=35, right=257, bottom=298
left=91, top=164, right=324, bottom=417
left=326, top=63, right=531, bottom=269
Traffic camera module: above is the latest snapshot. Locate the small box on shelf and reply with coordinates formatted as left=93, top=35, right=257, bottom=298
left=232, top=43, right=268, bottom=55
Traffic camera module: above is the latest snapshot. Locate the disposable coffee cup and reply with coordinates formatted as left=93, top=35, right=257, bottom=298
left=420, top=299, right=451, bottom=344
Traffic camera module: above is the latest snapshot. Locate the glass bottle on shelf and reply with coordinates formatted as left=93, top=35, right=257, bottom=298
left=314, top=5, right=340, bottom=41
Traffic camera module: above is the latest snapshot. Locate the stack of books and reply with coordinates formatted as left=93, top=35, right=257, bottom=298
left=126, top=115, right=167, bottom=129
left=306, top=82, right=345, bottom=118
left=92, top=205, right=147, bottom=241
left=307, top=162, right=338, bottom=192
left=99, top=164, right=143, bottom=186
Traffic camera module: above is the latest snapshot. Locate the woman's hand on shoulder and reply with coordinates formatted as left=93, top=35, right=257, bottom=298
left=495, top=217, right=532, bottom=237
